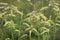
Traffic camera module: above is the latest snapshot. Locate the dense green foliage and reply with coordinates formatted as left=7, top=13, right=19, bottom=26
left=0, top=0, right=60, bottom=40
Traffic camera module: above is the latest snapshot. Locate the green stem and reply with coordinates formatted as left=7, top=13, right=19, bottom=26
left=12, top=33, right=14, bottom=40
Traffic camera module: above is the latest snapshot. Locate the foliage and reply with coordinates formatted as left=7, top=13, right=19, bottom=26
left=0, top=0, right=60, bottom=40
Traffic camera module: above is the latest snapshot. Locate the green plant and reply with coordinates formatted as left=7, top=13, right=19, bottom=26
left=0, top=0, right=60, bottom=40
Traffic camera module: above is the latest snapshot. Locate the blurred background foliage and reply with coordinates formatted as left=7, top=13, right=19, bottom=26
left=0, top=0, right=60, bottom=40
